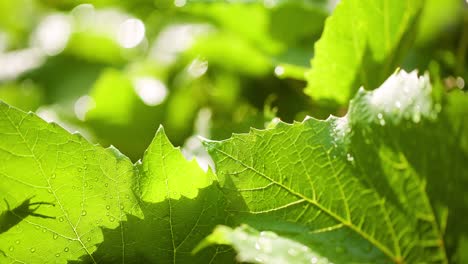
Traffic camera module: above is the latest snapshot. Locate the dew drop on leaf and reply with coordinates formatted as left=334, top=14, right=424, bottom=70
left=106, top=205, right=110, bottom=210
left=9, top=246, right=14, bottom=252
left=64, top=247, right=69, bottom=252
left=55, top=253, right=60, bottom=257
left=109, top=216, right=115, bottom=222
left=53, top=233, right=58, bottom=240
left=58, top=217, right=64, bottom=222
left=15, top=240, right=20, bottom=244
left=30, top=248, right=36, bottom=253
left=81, top=210, right=87, bottom=216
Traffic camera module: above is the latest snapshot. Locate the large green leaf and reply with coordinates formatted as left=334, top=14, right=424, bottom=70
left=204, top=70, right=468, bottom=263
left=0, top=102, right=232, bottom=263
left=305, top=0, right=423, bottom=104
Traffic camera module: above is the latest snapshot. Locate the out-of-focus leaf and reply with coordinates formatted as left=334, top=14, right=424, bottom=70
left=196, top=225, right=330, bottom=264
left=305, top=0, right=423, bottom=104
left=0, top=81, right=43, bottom=111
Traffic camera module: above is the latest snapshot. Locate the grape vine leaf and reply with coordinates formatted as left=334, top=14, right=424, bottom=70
left=0, top=101, right=142, bottom=263
left=0, top=103, right=233, bottom=263
left=204, top=70, right=468, bottom=263
left=305, top=0, right=423, bottom=104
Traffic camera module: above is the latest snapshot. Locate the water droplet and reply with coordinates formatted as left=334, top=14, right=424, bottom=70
left=120, top=205, right=124, bottom=210
left=30, top=248, right=36, bottom=253
left=51, top=173, right=56, bottom=179
left=81, top=210, right=87, bottom=216
left=53, top=233, right=58, bottom=240
left=64, top=247, right=69, bottom=252
left=78, top=168, right=82, bottom=172
left=109, top=216, right=115, bottom=222
left=58, top=217, right=64, bottom=222
left=379, top=119, right=386, bottom=126
left=87, top=237, right=91, bottom=242
left=9, top=246, right=14, bottom=252
left=104, top=183, right=108, bottom=187
left=15, top=240, right=20, bottom=244
left=42, top=228, right=47, bottom=233
left=55, top=253, right=60, bottom=257
left=106, top=205, right=110, bottom=210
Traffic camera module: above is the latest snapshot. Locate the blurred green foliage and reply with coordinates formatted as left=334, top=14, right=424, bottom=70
left=0, top=0, right=466, bottom=161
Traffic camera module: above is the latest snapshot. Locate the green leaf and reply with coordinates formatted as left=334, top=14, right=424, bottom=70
left=0, top=102, right=233, bottom=263
left=0, top=101, right=142, bottom=262
left=305, top=0, right=423, bottom=104
left=195, top=224, right=330, bottom=264
left=88, top=128, right=234, bottom=263
left=139, top=126, right=214, bottom=203
left=205, top=70, right=467, bottom=263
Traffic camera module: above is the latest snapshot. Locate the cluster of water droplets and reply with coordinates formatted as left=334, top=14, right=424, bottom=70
left=368, top=70, right=439, bottom=126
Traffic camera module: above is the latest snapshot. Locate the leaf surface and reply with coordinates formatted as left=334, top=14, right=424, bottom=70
left=0, top=101, right=141, bottom=263
left=0, top=102, right=232, bottom=263
left=205, top=70, right=468, bottom=263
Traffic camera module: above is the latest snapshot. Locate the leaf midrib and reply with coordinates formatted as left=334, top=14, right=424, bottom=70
left=212, top=147, right=399, bottom=262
